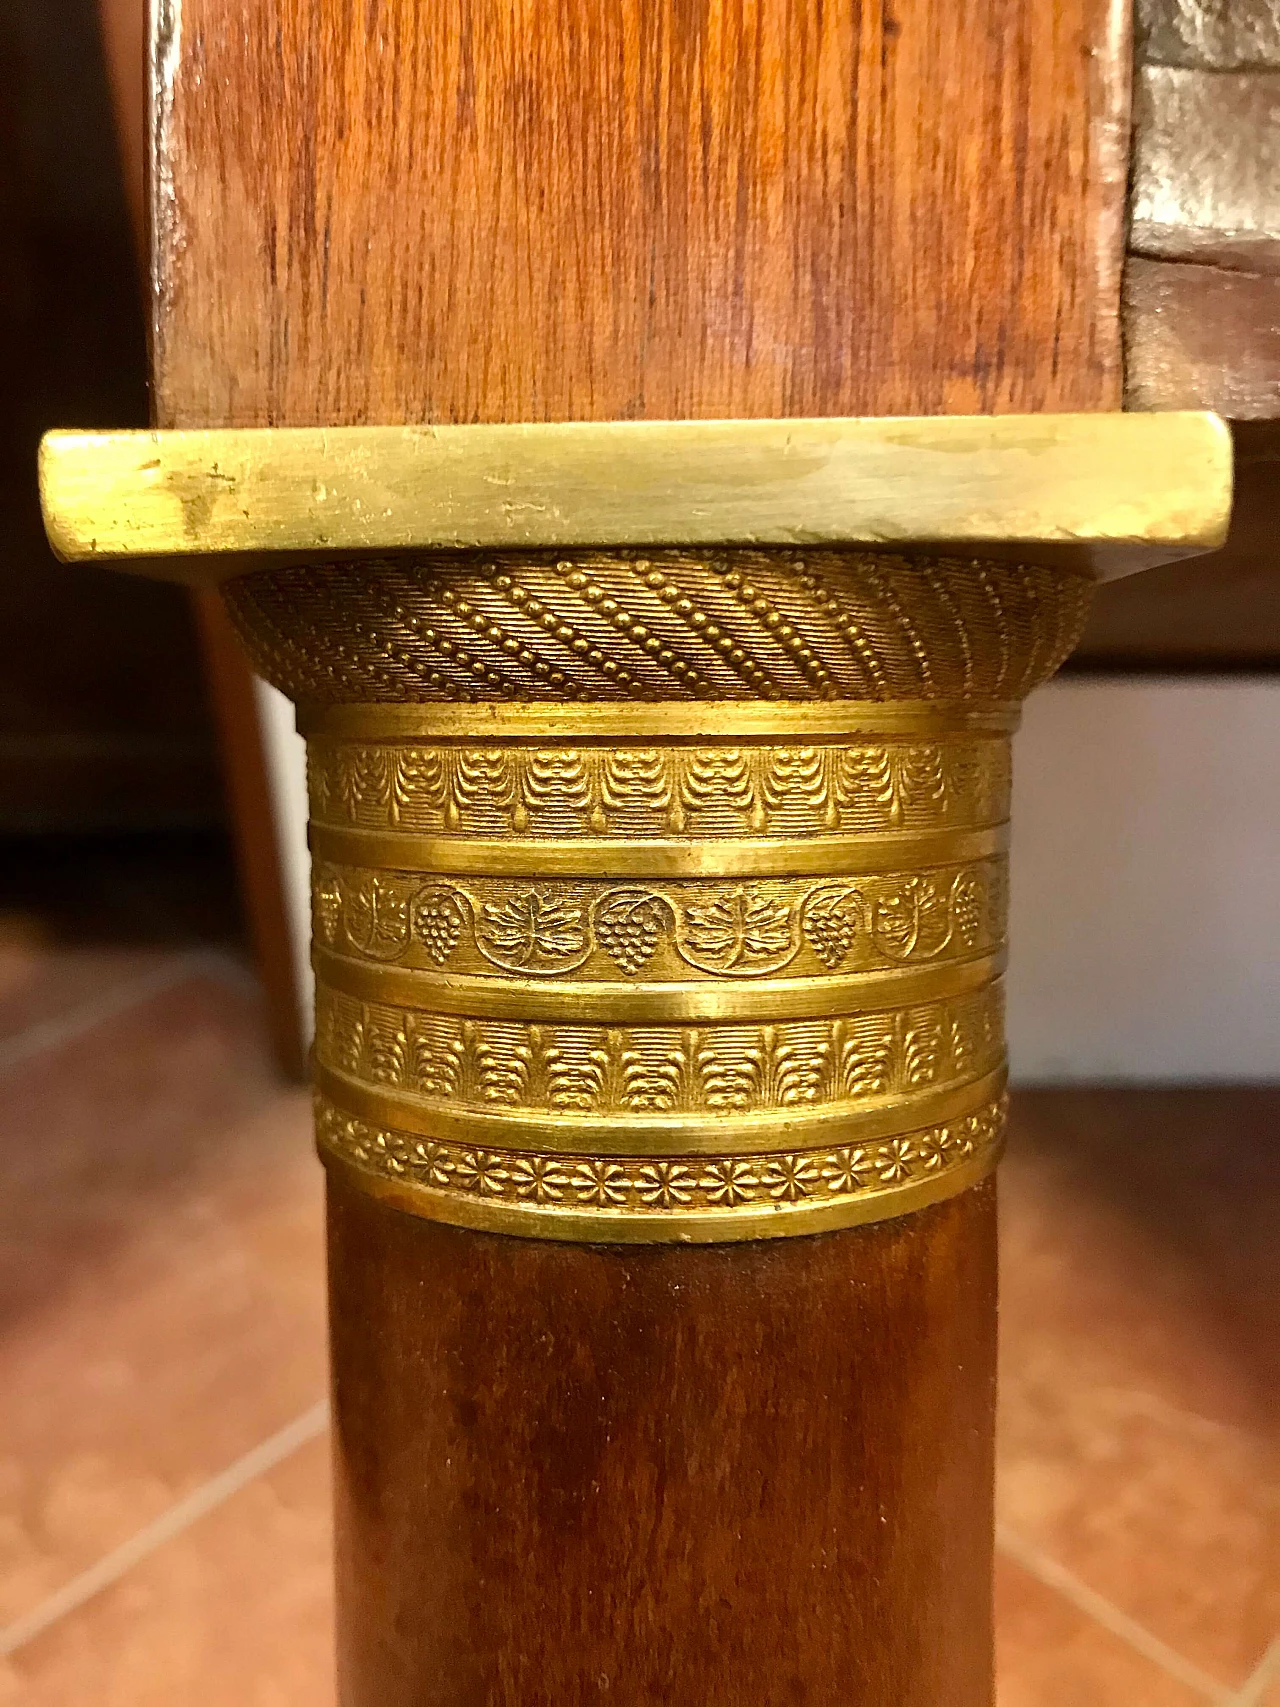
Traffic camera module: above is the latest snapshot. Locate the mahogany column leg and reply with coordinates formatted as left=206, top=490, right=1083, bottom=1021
left=329, top=1182, right=997, bottom=1705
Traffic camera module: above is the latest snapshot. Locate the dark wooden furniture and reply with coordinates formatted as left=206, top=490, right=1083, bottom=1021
left=0, top=0, right=217, bottom=832
left=1079, top=0, right=1280, bottom=669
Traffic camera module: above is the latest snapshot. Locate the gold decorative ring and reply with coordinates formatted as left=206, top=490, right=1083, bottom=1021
left=309, top=697, right=1012, bottom=1240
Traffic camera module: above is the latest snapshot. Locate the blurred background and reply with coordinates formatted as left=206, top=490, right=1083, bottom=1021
left=0, top=0, right=1275, bottom=1702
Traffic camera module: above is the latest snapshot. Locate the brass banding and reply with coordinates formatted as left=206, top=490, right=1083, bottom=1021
left=310, top=822, right=1010, bottom=880
left=302, top=699, right=1022, bottom=743
left=305, top=685, right=1017, bottom=1238
left=320, top=1137, right=1003, bottom=1245
left=313, top=857, right=1007, bottom=984
left=39, top=415, right=1231, bottom=582
left=314, top=1058, right=1007, bottom=1157
left=315, top=944, right=1007, bottom=1023
left=316, top=1090, right=1008, bottom=1244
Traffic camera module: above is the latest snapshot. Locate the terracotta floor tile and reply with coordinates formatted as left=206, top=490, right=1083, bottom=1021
left=0, top=1435, right=334, bottom=1707
left=0, top=976, right=326, bottom=1629
left=998, top=1089, right=1280, bottom=1691
left=0, top=937, right=170, bottom=1052
left=0, top=830, right=243, bottom=1058
left=995, top=1554, right=1213, bottom=1707
left=1, top=944, right=1273, bottom=1703
left=1240, top=1641, right=1280, bottom=1705
left=0, top=1497, right=1232, bottom=1707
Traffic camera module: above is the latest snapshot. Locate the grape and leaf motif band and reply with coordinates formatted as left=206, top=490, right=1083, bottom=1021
left=314, top=859, right=1005, bottom=987
left=308, top=706, right=1015, bottom=1240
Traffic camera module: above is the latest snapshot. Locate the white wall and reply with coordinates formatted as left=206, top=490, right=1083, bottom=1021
left=254, top=680, right=314, bottom=1050
left=258, top=676, right=1280, bottom=1083
left=1007, top=678, right=1280, bottom=1083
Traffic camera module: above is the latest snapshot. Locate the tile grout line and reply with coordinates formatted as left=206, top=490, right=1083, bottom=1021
left=996, top=1523, right=1236, bottom=1705
left=196, top=947, right=267, bottom=1001
left=0, top=1400, right=330, bottom=1661
left=0, top=946, right=260, bottom=1078
left=1232, top=1638, right=1280, bottom=1706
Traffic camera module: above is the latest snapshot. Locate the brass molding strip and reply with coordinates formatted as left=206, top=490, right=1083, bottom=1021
left=316, top=1090, right=1008, bottom=1244
left=309, top=821, right=1010, bottom=880
left=39, top=412, right=1232, bottom=584
left=314, top=1059, right=1007, bottom=1157
left=302, top=699, right=1022, bottom=742
left=315, top=944, right=1008, bottom=1024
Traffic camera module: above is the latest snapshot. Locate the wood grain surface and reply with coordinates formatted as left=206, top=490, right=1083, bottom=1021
left=329, top=1176, right=999, bottom=1706
left=151, top=0, right=1128, bottom=429
left=1124, top=258, right=1280, bottom=415
left=149, top=3, right=1131, bottom=1701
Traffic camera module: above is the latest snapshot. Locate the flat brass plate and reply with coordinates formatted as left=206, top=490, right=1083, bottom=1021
left=39, top=412, right=1231, bottom=585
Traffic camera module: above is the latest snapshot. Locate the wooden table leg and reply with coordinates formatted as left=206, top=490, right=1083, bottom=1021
left=142, top=2, right=1131, bottom=1700
left=330, top=1181, right=997, bottom=1702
